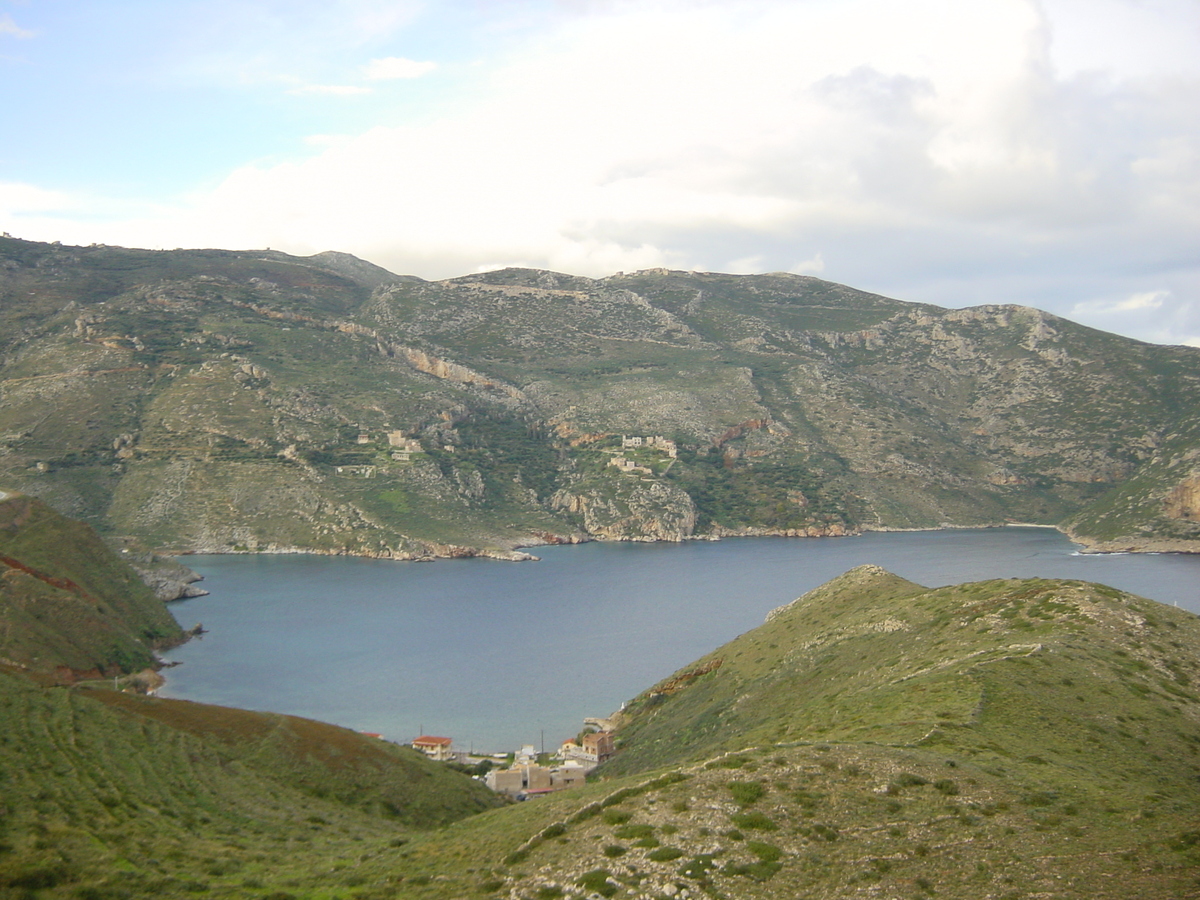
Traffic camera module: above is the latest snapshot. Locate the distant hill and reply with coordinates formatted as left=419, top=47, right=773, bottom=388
left=2, top=235, right=1199, bottom=557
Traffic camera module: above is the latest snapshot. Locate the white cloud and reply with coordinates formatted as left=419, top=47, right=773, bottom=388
left=790, top=254, right=826, bottom=276
left=0, top=14, right=34, bottom=40
left=727, top=255, right=766, bottom=275
left=6, top=0, right=1199, bottom=345
left=363, top=56, right=436, bottom=80
left=287, top=84, right=372, bottom=96
left=1071, top=290, right=1169, bottom=318
left=0, top=182, right=71, bottom=214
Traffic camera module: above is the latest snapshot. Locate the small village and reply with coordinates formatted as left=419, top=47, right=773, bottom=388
left=398, top=723, right=617, bottom=800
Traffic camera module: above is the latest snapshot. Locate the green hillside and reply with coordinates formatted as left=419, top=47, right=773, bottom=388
left=382, top=569, right=1200, bottom=900
left=0, top=668, right=502, bottom=900
left=3, top=236, right=1199, bottom=556
left=0, top=492, right=183, bottom=676
left=3, top=562, right=1200, bottom=898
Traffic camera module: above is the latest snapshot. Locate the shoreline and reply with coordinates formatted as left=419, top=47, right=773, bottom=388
left=157, top=521, right=1090, bottom=564
left=158, top=520, right=1200, bottom=565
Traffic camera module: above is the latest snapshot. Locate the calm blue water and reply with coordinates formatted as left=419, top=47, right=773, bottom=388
left=160, top=528, right=1200, bottom=753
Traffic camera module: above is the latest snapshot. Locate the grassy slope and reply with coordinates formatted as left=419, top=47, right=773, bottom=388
left=0, top=667, right=502, bottom=900
left=373, top=568, right=1200, bottom=900
left=3, top=560, right=1200, bottom=898
left=0, top=494, right=183, bottom=675
left=0, top=496, right=505, bottom=899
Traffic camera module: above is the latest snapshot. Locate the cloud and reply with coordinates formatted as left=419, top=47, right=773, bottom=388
left=1071, top=290, right=1169, bottom=318
left=363, top=56, right=436, bottom=80
left=5, top=0, right=1198, bottom=345
left=0, top=182, right=71, bottom=214
left=287, top=84, right=372, bottom=96
left=790, top=254, right=826, bottom=276
left=0, top=14, right=34, bottom=40
left=162, top=0, right=425, bottom=88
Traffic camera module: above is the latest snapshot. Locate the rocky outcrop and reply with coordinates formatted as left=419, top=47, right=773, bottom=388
left=126, top=553, right=210, bottom=601
left=1164, top=474, right=1200, bottom=521
left=552, top=480, right=697, bottom=542
left=385, top=344, right=527, bottom=401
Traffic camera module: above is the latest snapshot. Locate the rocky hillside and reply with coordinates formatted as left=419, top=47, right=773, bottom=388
left=3, top=236, right=1199, bottom=556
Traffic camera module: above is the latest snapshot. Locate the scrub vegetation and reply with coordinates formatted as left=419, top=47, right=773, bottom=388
left=2, top=236, right=1200, bottom=557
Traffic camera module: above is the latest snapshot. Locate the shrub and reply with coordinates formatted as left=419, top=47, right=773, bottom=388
left=934, top=779, right=959, bottom=796
left=601, top=809, right=632, bottom=825
left=679, top=855, right=717, bottom=878
left=729, top=781, right=767, bottom=807
left=576, top=870, right=617, bottom=898
left=746, top=841, right=783, bottom=862
left=731, top=811, right=778, bottom=831
left=614, top=824, right=655, bottom=840
left=603, top=845, right=627, bottom=858
left=647, top=846, right=684, bottom=862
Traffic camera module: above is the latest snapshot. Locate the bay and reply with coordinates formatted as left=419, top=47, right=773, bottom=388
left=159, top=527, right=1200, bottom=753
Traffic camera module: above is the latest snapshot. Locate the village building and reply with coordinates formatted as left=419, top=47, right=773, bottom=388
left=334, top=465, right=376, bottom=477
left=387, top=431, right=423, bottom=453
left=609, top=456, right=652, bottom=475
left=485, top=761, right=588, bottom=798
left=621, top=435, right=678, bottom=458
left=559, top=730, right=615, bottom=767
left=583, top=731, right=614, bottom=763
left=411, top=735, right=454, bottom=761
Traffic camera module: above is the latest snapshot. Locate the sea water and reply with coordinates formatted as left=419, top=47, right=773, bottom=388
left=159, top=528, right=1200, bottom=752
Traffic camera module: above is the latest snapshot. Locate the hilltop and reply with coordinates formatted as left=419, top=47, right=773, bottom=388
left=2, top=236, right=1199, bottom=557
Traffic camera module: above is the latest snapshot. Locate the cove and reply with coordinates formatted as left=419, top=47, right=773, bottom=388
left=160, top=527, right=1200, bottom=753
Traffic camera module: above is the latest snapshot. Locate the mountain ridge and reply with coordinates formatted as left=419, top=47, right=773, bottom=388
left=3, top=235, right=1199, bottom=559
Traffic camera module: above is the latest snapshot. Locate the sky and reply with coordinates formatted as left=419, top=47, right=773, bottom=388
left=1, top=0, right=1198, bottom=346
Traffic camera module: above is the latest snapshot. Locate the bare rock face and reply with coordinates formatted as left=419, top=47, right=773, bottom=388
left=552, top=480, right=697, bottom=542
left=127, top=555, right=210, bottom=602
left=1164, top=474, right=1200, bottom=521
